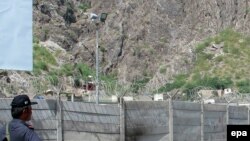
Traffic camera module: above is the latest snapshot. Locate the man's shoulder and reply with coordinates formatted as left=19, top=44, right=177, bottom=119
left=9, top=120, right=34, bottom=141
left=0, top=121, right=41, bottom=141
left=10, top=119, right=28, bottom=128
left=9, top=119, right=31, bottom=136
left=0, top=124, right=4, bottom=131
left=0, top=123, right=6, bottom=133
left=0, top=124, right=6, bottom=141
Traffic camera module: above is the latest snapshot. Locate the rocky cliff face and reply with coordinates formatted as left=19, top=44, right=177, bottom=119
left=1, top=0, right=250, bottom=97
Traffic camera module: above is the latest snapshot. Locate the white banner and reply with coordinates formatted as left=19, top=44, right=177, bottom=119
left=0, top=0, right=33, bottom=71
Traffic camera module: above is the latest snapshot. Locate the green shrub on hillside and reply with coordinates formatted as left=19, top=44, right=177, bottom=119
left=47, top=74, right=59, bottom=86
left=214, top=56, right=223, bottom=62
left=59, top=63, right=74, bottom=76
left=33, top=44, right=57, bottom=75
left=236, top=79, right=250, bottom=93
left=159, top=66, right=166, bottom=74
left=33, top=36, right=39, bottom=44
left=34, top=61, right=48, bottom=72
left=214, top=36, right=223, bottom=44
left=158, top=73, right=233, bottom=97
left=73, top=77, right=82, bottom=87
left=76, top=63, right=93, bottom=79
left=78, top=2, right=91, bottom=12
left=195, top=39, right=211, bottom=53
left=186, top=76, right=232, bottom=90
left=131, top=77, right=150, bottom=93
left=33, top=44, right=57, bottom=65
left=219, top=28, right=241, bottom=42
left=158, top=74, right=187, bottom=93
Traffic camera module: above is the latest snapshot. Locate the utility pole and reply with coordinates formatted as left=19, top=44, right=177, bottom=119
left=95, top=23, right=99, bottom=104
left=90, top=13, right=108, bottom=104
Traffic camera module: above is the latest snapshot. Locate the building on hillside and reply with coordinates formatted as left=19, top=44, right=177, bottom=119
left=198, top=88, right=234, bottom=99
left=154, top=93, right=164, bottom=101
left=223, top=88, right=233, bottom=95
left=123, top=96, right=134, bottom=101
left=198, top=90, right=221, bottom=99
left=135, top=95, right=153, bottom=101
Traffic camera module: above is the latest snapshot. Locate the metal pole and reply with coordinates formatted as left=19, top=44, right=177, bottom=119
left=248, top=104, right=250, bottom=124
left=57, top=92, right=62, bottom=141
left=201, top=99, right=204, bottom=141
left=119, top=97, right=125, bottom=141
left=95, top=24, right=99, bottom=104
left=226, top=103, right=229, bottom=124
left=169, top=98, right=173, bottom=141
left=71, top=94, right=74, bottom=102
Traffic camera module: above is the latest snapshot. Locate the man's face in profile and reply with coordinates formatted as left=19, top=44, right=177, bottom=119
left=23, top=106, right=32, bottom=121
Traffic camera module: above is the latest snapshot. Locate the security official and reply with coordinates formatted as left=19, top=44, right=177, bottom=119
left=0, top=95, right=41, bottom=141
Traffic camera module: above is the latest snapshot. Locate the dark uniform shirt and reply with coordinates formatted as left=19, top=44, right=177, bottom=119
left=0, top=119, right=41, bottom=141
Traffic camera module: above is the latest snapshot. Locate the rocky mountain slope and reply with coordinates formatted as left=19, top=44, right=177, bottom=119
left=0, top=0, right=250, bottom=98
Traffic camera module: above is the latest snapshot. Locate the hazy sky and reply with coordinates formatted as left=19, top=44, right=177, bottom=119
left=0, top=0, right=32, bottom=71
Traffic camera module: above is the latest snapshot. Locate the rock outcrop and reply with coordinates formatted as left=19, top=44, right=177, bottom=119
left=1, top=0, right=250, bottom=96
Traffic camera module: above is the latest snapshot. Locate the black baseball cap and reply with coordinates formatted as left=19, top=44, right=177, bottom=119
left=11, top=95, right=38, bottom=107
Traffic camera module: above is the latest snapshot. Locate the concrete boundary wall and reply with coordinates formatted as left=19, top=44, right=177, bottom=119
left=172, top=101, right=201, bottom=141
left=125, top=101, right=169, bottom=141
left=203, top=104, right=227, bottom=141
left=1, top=98, right=250, bottom=141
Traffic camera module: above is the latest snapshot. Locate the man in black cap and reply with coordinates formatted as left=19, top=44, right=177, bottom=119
left=0, top=95, right=41, bottom=141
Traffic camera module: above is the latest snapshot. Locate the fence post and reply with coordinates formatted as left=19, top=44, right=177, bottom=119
left=120, top=97, right=125, bottom=141
left=201, top=101, right=204, bottom=141
left=226, top=104, right=229, bottom=125
left=169, top=99, right=173, bottom=141
left=248, top=105, right=250, bottom=124
left=57, top=93, right=63, bottom=141
left=71, top=94, right=74, bottom=102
